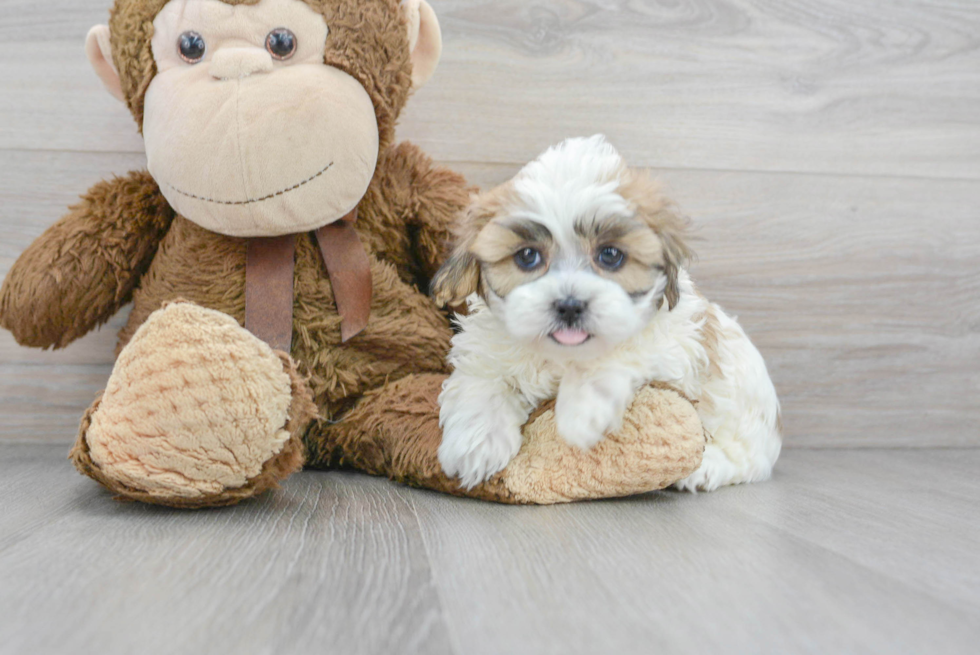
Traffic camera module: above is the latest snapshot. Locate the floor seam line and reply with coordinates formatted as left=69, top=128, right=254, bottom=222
left=1, top=147, right=978, bottom=184
left=406, top=492, right=465, bottom=655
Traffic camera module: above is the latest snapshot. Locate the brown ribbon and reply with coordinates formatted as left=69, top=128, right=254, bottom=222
left=245, top=234, right=296, bottom=353
left=314, top=208, right=373, bottom=343
left=244, top=207, right=372, bottom=351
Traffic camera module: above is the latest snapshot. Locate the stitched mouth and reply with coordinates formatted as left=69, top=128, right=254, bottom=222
left=164, top=161, right=334, bottom=206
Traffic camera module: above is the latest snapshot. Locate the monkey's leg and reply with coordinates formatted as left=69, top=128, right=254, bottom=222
left=70, top=302, right=317, bottom=508
left=309, top=375, right=706, bottom=504
left=303, top=373, right=514, bottom=501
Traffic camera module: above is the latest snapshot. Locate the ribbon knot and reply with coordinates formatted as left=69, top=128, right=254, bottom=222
left=244, top=207, right=372, bottom=351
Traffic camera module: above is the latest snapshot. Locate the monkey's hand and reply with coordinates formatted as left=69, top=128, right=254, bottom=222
left=0, top=171, right=174, bottom=349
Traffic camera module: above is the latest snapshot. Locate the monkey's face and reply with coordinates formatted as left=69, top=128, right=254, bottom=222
left=87, top=0, right=442, bottom=238
left=141, top=0, right=375, bottom=237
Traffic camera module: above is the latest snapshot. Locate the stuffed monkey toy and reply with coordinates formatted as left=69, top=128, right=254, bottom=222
left=0, top=0, right=704, bottom=508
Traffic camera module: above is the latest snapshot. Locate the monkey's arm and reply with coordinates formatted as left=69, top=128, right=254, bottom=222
left=0, top=171, right=174, bottom=349
left=383, top=142, right=473, bottom=285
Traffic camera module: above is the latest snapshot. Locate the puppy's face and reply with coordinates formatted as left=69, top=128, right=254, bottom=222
left=433, top=136, right=691, bottom=360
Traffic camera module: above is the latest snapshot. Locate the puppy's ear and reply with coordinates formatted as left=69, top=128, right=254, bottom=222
left=660, top=226, right=693, bottom=310
left=431, top=184, right=516, bottom=308
left=431, top=248, right=480, bottom=307
left=620, top=170, right=694, bottom=310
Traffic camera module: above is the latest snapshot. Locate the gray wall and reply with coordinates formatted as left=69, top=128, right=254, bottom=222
left=2, top=0, right=978, bottom=446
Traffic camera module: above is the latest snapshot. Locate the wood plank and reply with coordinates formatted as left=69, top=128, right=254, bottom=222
left=0, top=0, right=109, bottom=41
left=3, top=155, right=978, bottom=446
left=411, top=448, right=980, bottom=655
left=1, top=0, right=978, bottom=179
left=706, top=450, right=980, bottom=615
left=409, top=0, right=980, bottom=179
left=0, top=150, right=148, bottom=274
left=0, top=151, right=144, bottom=441
left=0, top=443, right=455, bottom=655
left=0, top=363, right=110, bottom=440
left=667, top=169, right=980, bottom=447
left=0, top=443, right=95, bottom=553
left=2, top=447, right=978, bottom=655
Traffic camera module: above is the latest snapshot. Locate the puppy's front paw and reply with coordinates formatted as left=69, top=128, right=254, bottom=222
left=438, top=418, right=523, bottom=490
left=556, top=375, right=632, bottom=450
left=556, top=401, right=619, bottom=450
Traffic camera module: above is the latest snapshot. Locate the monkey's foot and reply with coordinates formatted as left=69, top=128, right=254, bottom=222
left=499, top=384, right=705, bottom=503
left=317, top=375, right=704, bottom=504
left=71, top=302, right=317, bottom=508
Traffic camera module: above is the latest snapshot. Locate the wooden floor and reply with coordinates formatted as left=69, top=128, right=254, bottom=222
left=2, top=1, right=979, bottom=653
left=1, top=444, right=978, bottom=655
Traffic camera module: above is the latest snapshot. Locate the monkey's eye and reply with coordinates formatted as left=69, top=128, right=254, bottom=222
left=596, top=246, right=626, bottom=270
left=514, top=248, right=544, bottom=271
left=177, top=31, right=207, bottom=64
left=266, top=28, right=297, bottom=60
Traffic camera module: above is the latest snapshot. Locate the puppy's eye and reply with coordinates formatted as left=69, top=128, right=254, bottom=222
left=596, top=246, right=626, bottom=270
left=266, top=28, right=297, bottom=60
left=514, top=247, right=544, bottom=271
left=178, top=31, right=207, bottom=64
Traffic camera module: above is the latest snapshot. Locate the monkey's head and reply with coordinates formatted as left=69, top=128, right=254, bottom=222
left=86, top=0, right=442, bottom=237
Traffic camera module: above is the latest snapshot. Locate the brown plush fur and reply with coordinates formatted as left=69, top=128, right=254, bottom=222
left=0, top=0, right=478, bottom=506
left=113, top=143, right=465, bottom=436
left=320, top=374, right=704, bottom=504
left=2, top=140, right=476, bottom=504
left=0, top=171, right=174, bottom=348
left=0, top=0, right=705, bottom=506
left=316, top=373, right=519, bottom=502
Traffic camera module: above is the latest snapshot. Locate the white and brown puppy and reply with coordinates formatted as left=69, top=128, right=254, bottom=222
left=431, top=135, right=782, bottom=491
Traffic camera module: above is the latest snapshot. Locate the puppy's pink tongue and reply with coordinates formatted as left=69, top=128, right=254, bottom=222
left=552, top=329, right=590, bottom=346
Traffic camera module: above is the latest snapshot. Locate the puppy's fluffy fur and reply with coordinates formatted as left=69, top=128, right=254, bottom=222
left=431, top=135, right=781, bottom=491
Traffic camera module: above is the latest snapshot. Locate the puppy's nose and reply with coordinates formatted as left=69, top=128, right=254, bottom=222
left=554, top=298, right=587, bottom=325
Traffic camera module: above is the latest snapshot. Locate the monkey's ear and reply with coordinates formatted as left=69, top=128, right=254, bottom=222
left=401, top=0, right=443, bottom=90
left=86, top=25, right=125, bottom=103
left=431, top=249, right=480, bottom=308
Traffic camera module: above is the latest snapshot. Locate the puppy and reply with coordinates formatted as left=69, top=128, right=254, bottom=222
left=431, top=135, right=782, bottom=491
